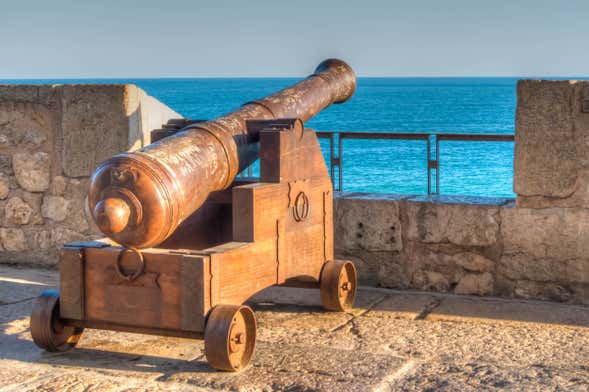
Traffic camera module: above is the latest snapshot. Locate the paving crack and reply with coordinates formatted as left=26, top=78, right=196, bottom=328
left=0, top=297, right=37, bottom=306
left=331, top=294, right=390, bottom=333
left=414, top=298, right=443, bottom=320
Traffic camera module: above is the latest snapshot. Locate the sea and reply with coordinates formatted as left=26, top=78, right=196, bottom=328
left=2, top=77, right=521, bottom=197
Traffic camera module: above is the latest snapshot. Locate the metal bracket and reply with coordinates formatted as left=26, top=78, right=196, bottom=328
left=246, top=118, right=304, bottom=140
left=150, top=118, right=207, bottom=143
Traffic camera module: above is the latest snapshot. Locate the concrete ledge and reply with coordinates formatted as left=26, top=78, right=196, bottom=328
left=334, top=192, right=589, bottom=305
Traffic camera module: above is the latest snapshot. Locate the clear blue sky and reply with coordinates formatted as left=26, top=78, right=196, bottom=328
left=1, top=0, right=588, bottom=78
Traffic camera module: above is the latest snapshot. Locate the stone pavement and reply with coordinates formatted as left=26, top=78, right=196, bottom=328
left=1, top=265, right=588, bottom=391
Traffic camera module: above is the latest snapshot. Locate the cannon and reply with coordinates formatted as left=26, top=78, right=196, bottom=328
left=30, top=59, right=358, bottom=371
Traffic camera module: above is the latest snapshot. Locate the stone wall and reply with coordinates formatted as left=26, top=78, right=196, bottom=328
left=334, top=80, right=589, bottom=305
left=334, top=194, right=589, bottom=304
left=0, top=85, right=180, bottom=265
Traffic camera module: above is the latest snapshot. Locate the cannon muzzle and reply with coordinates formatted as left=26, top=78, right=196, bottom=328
left=88, top=59, right=356, bottom=248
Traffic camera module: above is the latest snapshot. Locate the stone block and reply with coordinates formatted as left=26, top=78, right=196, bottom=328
left=0, top=100, right=52, bottom=151
left=20, top=191, right=43, bottom=225
left=334, top=194, right=403, bottom=252
left=501, top=206, right=589, bottom=262
left=50, top=227, right=87, bottom=247
left=454, top=272, right=494, bottom=296
left=515, top=80, right=589, bottom=208
left=0, top=154, right=11, bottom=175
left=404, top=196, right=501, bottom=247
left=402, top=242, right=463, bottom=273
left=0, top=174, right=8, bottom=199
left=412, top=270, right=450, bottom=292
left=500, top=207, right=589, bottom=284
left=0, top=125, right=47, bottom=149
left=31, top=229, right=53, bottom=250
left=41, top=195, right=69, bottom=222
left=565, top=259, right=589, bottom=284
left=48, top=176, right=67, bottom=196
left=513, top=280, right=547, bottom=300
left=0, top=85, right=57, bottom=105
left=60, top=85, right=130, bottom=177
left=12, top=152, right=50, bottom=192
left=449, top=252, right=495, bottom=273
left=4, top=197, right=33, bottom=225
left=60, top=85, right=181, bottom=177
left=62, top=195, right=90, bottom=233
left=0, top=228, right=26, bottom=251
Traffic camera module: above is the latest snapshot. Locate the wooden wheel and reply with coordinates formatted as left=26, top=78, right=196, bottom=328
left=204, top=304, right=256, bottom=371
left=30, top=290, right=84, bottom=352
left=320, top=260, right=357, bottom=311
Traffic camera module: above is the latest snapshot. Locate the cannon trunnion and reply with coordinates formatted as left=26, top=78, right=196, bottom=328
left=30, top=62, right=358, bottom=372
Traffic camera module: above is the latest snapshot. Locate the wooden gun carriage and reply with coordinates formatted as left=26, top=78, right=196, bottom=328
left=30, top=60, right=358, bottom=371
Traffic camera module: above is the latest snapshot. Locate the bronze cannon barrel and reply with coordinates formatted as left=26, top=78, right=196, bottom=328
left=88, top=59, right=356, bottom=248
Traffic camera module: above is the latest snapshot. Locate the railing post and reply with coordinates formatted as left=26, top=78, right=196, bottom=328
left=427, top=136, right=431, bottom=194
left=329, top=133, right=335, bottom=182
left=337, top=133, right=343, bottom=191
left=435, top=136, right=440, bottom=194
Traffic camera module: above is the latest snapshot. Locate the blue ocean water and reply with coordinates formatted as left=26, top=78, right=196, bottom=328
left=1, top=77, right=518, bottom=197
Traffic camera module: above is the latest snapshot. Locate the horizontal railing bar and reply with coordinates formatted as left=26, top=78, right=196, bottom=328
left=340, top=132, right=431, bottom=140
left=316, top=131, right=429, bottom=140
left=316, top=131, right=514, bottom=142
left=316, top=132, right=335, bottom=138
left=437, top=133, right=514, bottom=142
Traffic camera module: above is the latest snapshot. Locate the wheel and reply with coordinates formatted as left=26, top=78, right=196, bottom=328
left=204, top=304, right=256, bottom=371
left=320, top=260, right=357, bottom=311
left=30, top=290, right=84, bottom=352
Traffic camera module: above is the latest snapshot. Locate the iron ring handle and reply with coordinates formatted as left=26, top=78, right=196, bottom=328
left=115, top=247, right=145, bottom=282
left=293, top=191, right=309, bottom=222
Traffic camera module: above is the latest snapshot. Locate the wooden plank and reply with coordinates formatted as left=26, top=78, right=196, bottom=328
left=232, top=185, right=256, bottom=242
left=208, top=240, right=278, bottom=306
left=65, top=319, right=204, bottom=340
left=260, top=129, right=329, bottom=183
left=83, top=248, right=207, bottom=332
left=180, top=255, right=208, bottom=332
left=284, top=225, right=325, bottom=281
left=232, top=182, right=286, bottom=242
left=59, top=247, right=85, bottom=320
left=323, top=189, right=334, bottom=261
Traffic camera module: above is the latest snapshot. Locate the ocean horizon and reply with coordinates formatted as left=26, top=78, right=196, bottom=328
left=4, top=76, right=581, bottom=197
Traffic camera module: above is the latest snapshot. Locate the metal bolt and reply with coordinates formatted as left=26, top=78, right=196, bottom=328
left=233, top=332, right=244, bottom=345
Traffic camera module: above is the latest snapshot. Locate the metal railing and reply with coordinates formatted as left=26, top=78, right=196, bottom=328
left=315, top=131, right=514, bottom=195
left=240, top=131, right=514, bottom=195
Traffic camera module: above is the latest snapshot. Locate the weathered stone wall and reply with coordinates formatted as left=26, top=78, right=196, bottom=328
left=334, top=80, right=589, bottom=304
left=334, top=194, right=589, bottom=304
left=0, top=85, right=180, bottom=265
